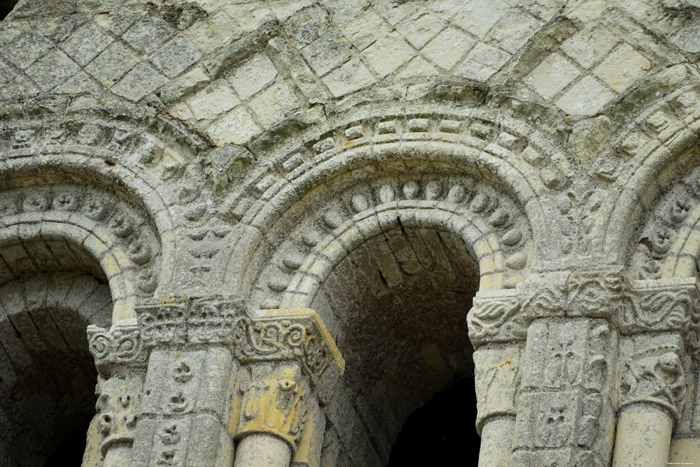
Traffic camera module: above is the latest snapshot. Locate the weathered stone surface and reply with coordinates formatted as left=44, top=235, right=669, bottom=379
left=2, top=0, right=700, bottom=465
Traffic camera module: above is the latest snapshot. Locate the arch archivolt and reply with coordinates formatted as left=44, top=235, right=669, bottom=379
left=0, top=179, right=162, bottom=321
left=247, top=171, right=534, bottom=312
left=598, top=82, right=700, bottom=262
left=627, top=160, right=700, bottom=280
left=228, top=104, right=568, bottom=295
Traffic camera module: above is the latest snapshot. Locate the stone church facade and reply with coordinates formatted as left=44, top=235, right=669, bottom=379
left=1, top=0, right=700, bottom=465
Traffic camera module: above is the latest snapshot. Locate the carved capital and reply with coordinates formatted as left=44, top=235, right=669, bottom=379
left=620, top=278, right=697, bottom=335
left=136, top=299, right=345, bottom=397
left=235, top=363, right=310, bottom=451
left=234, top=309, right=345, bottom=393
left=468, top=290, right=526, bottom=347
left=87, top=320, right=148, bottom=377
left=619, top=335, right=689, bottom=422
left=518, top=270, right=632, bottom=322
left=95, top=375, right=143, bottom=456
left=518, top=273, right=700, bottom=340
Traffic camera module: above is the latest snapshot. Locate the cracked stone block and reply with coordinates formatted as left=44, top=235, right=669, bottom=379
left=26, top=50, right=80, bottom=92
left=322, top=0, right=370, bottom=25
left=60, top=21, right=113, bottom=66
left=86, top=41, right=140, bottom=87
left=302, top=32, right=353, bottom=77
left=593, top=44, right=651, bottom=93
left=1, top=30, right=54, bottom=70
left=486, top=9, right=541, bottom=53
left=373, top=0, right=422, bottom=25
left=185, top=10, right=240, bottom=53
left=453, top=0, right=508, bottom=39
left=111, top=62, right=168, bottom=101
left=323, top=58, right=375, bottom=97
left=227, top=53, right=278, bottom=100
left=207, top=106, right=262, bottom=145
left=421, top=27, right=475, bottom=70
left=220, top=3, right=275, bottom=33
left=525, top=53, right=581, bottom=100
left=94, top=9, right=145, bottom=35
left=188, top=81, right=240, bottom=121
left=341, top=9, right=391, bottom=51
left=561, top=25, right=619, bottom=69
left=249, top=80, right=302, bottom=127
left=362, top=32, right=416, bottom=78
left=150, top=35, right=202, bottom=78
left=122, top=15, right=176, bottom=55
left=556, top=75, right=616, bottom=115
left=396, top=11, right=446, bottom=49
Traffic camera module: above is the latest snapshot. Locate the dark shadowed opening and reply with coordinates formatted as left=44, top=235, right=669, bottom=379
left=389, top=376, right=480, bottom=465
left=0, top=0, right=17, bottom=20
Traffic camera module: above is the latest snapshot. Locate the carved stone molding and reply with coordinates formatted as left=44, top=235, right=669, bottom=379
left=87, top=321, right=149, bottom=376
left=94, top=375, right=143, bottom=457
left=235, top=363, right=310, bottom=452
left=135, top=298, right=345, bottom=391
left=518, top=272, right=700, bottom=340
left=468, top=290, right=526, bottom=348
left=619, top=335, right=689, bottom=422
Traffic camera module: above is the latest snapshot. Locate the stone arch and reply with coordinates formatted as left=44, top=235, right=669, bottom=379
left=0, top=273, right=111, bottom=465
left=226, top=104, right=568, bottom=296
left=0, top=164, right=166, bottom=319
left=594, top=84, right=700, bottom=266
left=0, top=152, right=171, bottom=463
left=225, top=104, right=551, bottom=463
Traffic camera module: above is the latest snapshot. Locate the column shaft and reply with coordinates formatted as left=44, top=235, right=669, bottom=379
left=234, top=433, right=292, bottom=467
left=612, top=405, right=673, bottom=467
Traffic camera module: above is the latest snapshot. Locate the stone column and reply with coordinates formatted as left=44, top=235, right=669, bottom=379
left=129, top=299, right=343, bottom=467
left=611, top=279, right=696, bottom=467
left=467, top=290, right=526, bottom=467
left=130, top=297, right=239, bottom=466
left=230, top=309, right=344, bottom=467
left=512, top=270, right=621, bottom=466
left=83, top=320, right=148, bottom=466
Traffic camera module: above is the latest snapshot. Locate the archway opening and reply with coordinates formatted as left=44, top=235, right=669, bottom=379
left=311, top=224, right=480, bottom=464
left=0, top=235, right=112, bottom=465
left=389, top=377, right=478, bottom=465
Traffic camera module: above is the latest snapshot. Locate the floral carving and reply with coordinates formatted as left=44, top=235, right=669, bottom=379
left=94, top=376, right=143, bottom=456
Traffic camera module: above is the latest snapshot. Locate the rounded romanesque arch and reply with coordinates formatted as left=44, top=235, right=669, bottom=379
left=226, top=103, right=571, bottom=297
left=597, top=82, right=700, bottom=265
left=0, top=147, right=173, bottom=464
left=222, top=103, right=561, bottom=464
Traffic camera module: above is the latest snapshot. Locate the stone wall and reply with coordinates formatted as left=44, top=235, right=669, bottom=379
left=1, top=0, right=700, bottom=465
